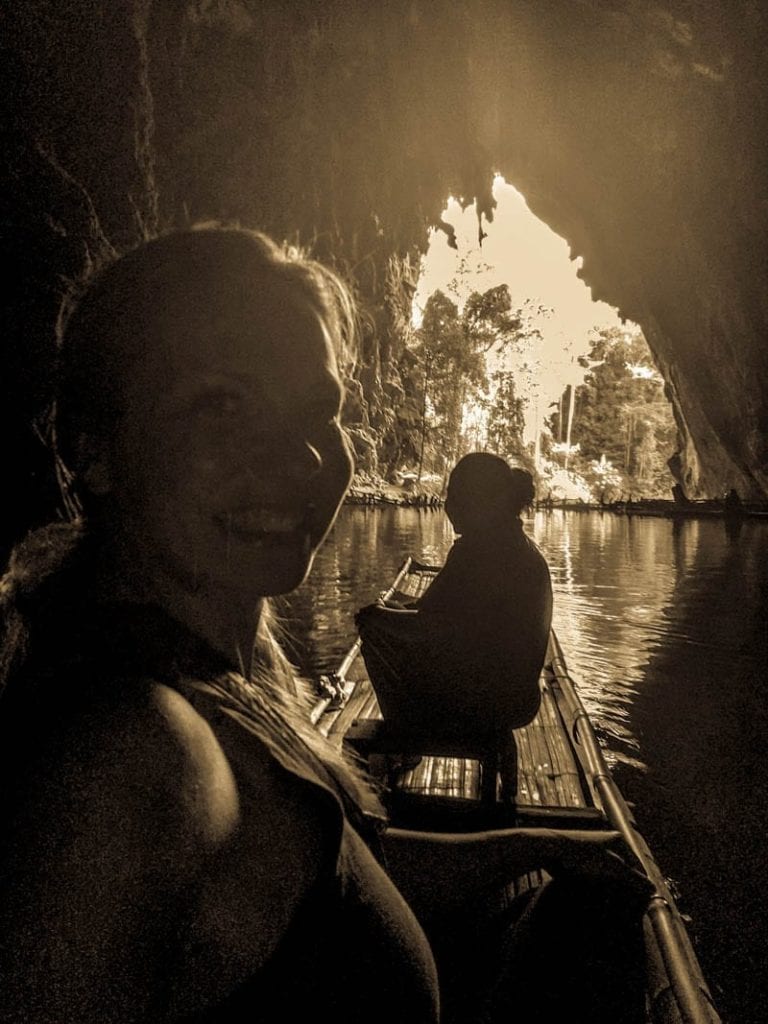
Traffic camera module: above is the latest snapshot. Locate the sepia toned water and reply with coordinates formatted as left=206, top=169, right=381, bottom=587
left=283, top=506, right=768, bottom=1023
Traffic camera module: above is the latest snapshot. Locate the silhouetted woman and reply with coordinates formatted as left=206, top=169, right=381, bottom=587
left=355, top=455, right=551, bottom=799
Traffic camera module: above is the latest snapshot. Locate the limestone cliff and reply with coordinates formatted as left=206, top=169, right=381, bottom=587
left=2, top=0, right=767, bottom=548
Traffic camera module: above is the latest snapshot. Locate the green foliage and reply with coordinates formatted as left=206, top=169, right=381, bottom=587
left=376, top=347, right=424, bottom=476
left=461, top=285, right=527, bottom=352
left=414, top=289, right=487, bottom=475
left=548, top=327, right=677, bottom=497
left=486, top=369, right=527, bottom=464
left=373, top=282, right=548, bottom=482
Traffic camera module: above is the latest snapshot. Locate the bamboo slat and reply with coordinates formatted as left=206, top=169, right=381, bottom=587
left=309, top=561, right=722, bottom=1024
left=319, top=636, right=591, bottom=812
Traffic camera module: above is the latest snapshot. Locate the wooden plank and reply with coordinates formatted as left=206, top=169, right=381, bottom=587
left=512, top=679, right=591, bottom=810
left=542, top=711, right=588, bottom=807
left=532, top=699, right=581, bottom=807
left=312, top=562, right=721, bottom=1024
left=514, top=725, right=542, bottom=805
left=522, top=716, right=560, bottom=805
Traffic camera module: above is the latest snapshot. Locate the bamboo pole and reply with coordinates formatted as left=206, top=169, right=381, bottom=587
left=309, top=558, right=413, bottom=725
left=549, top=632, right=721, bottom=1024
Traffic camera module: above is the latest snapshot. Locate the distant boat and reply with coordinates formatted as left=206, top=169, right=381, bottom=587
left=612, top=499, right=768, bottom=520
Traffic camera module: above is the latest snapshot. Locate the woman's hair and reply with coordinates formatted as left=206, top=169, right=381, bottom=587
left=53, top=224, right=357, bottom=515
left=0, top=521, right=384, bottom=819
left=7, top=226, right=382, bottom=816
left=447, top=452, right=536, bottom=520
left=248, top=605, right=384, bottom=820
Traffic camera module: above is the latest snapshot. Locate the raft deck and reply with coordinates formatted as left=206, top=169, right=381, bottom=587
left=310, top=558, right=721, bottom=1024
left=315, top=559, right=594, bottom=823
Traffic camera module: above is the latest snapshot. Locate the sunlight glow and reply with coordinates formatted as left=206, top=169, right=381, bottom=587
left=414, top=176, right=637, bottom=443
left=629, top=364, right=657, bottom=380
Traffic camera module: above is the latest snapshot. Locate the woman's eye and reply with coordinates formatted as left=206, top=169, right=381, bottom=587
left=191, top=390, right=242, bottom=419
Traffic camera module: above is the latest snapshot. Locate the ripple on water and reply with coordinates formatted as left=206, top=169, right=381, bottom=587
left=285, top=506, right=768, bottom=1024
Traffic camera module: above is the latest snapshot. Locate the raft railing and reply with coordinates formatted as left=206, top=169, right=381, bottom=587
left=548, top=631, right=721, bottom=1024
left=309, top=557, right=413, bottom=726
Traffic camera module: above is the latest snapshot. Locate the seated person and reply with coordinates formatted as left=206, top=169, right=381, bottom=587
left=355, top=455, right=552, bottom=767
left=723, top=487, right=742, bottom=511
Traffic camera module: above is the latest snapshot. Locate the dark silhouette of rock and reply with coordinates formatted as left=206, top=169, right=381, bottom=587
left=2, top=1, right=768, bottom=551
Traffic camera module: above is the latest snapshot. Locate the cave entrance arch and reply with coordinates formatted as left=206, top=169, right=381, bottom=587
left=405, top=177, right=675, bottom=501
left=3, top=0, right=767, bottom=540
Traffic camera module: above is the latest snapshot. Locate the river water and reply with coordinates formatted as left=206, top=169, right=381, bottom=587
left=283, top=506, right=768, bottom=1023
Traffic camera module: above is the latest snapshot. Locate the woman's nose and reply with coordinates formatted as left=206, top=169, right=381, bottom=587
left=274, top=439, right=323, bottom=481
left=303, top=442, right=323, bottom=477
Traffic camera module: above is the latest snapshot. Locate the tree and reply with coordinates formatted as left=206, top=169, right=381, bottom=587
left=375, top=347, right=425, bottom=477
left=486, top=369, right=528, bottom=465
left=461, top=285, right=529, bottom=352
left=548, top=327, right=677, bottom=497
left=414, top=289, right=487, bottom=480
left=379, top=284, right=547, bottom=484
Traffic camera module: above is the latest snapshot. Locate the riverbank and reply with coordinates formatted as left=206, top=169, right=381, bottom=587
left=346, top=485, right=768, bottom=519
left=605, top=498, right=768, bottom=520
left=536, top=497, right=768, bottom=519
left=345, top=480, right=443, bottom=508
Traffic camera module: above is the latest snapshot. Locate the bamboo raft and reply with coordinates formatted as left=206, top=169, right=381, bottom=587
left=310, top=557, right=721, bottom=1024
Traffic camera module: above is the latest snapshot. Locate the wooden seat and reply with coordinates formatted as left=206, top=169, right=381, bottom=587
left=344, top=716, right=518, bottom=805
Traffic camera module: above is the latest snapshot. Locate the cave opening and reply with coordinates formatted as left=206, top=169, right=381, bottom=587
left=407, top=176, right=676, bottom=502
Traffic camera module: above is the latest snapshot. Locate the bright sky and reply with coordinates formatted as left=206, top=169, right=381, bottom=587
left=414, top=175, right=631, bottom=441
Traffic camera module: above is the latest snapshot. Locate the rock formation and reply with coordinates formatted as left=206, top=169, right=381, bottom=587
left=2, top=0, right=767, bottom=549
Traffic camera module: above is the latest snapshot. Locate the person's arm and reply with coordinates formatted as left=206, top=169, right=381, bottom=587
left=412, top=543, right=466, bottom=615
left=0, top=684, right=241, bottom=1023
left=380, top=596, right=419, bottom=610
left=355, top=600, right=423, bottom=639
left=382, top=826, right=652, bottom=919
left=355, top=542, right=468, bottom=630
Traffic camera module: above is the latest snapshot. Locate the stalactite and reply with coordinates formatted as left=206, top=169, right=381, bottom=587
left=2, top=0, right=768, bottom=552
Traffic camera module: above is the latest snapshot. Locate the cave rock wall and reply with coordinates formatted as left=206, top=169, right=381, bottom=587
left=3, top=0, right=767, bottom=547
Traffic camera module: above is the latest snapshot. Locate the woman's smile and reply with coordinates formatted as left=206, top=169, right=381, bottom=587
left=215, top=505, right=310, bottom=542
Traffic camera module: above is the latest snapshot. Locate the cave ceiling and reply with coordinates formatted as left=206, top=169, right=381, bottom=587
left=2, top=0, right=767, bottom=546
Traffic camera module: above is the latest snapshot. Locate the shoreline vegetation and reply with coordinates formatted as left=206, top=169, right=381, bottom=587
left=346, top=481, right=444, bottom=508
left=345, top=479, right=768, bottom=519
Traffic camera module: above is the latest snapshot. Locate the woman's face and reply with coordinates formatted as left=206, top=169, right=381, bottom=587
left=107, top=273, right=354, bottom=599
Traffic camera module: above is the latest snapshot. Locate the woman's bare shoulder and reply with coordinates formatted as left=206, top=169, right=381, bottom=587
left=63, top=680, right=330, bottom=845
left=76, top=681, right=330, bottom=899
left=0, top=681, right=243, bottom=1020
left=4, top=678, right=329, bottom=1013
left=8, top=681, right=241, bottom=867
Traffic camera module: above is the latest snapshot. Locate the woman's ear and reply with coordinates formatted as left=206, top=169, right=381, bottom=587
left=76, top=434, right=113, bottom=496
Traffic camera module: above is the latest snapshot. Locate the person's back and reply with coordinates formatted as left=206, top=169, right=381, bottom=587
left=357, top=455, right=553, bottom=739
left=418, top=526, right=550, bottom=732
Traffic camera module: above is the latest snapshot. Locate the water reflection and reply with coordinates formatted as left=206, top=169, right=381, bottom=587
left=284, top=506, right=768, bottom=1022
left=534, top=511, right=677, bottom=769
left=281, top=508, right=454, bottom=675
left=621, top=517, right=768, bottom=1023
